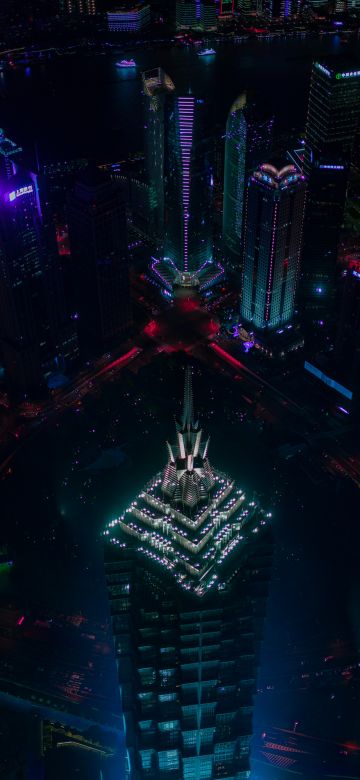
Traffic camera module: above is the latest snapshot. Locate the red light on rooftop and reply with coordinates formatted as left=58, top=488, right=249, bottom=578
left=144, top=320, right=159, bottom=338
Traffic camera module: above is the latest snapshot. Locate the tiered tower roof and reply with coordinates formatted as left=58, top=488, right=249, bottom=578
left=104, top=369, right=270, bottom=597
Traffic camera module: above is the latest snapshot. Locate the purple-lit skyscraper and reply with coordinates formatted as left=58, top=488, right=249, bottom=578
left=163, top=95, right=213, bottom=275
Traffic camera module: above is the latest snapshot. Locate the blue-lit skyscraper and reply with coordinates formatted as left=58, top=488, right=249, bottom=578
left=241, top=162, right=306, bottom=331
left=164, top=95, right=213, bottom=274
left=222, top=94, right=274, bottom=271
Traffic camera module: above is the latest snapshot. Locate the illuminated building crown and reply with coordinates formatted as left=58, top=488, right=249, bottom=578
left=104, top=369, right=270, bottom=597
left=162, top=367, right=215, bottom=508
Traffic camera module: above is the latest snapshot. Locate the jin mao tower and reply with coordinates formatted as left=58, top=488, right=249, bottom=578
left=104, top=369, right=272, bottom=779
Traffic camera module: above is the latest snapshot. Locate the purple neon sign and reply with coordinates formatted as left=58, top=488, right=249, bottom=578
left=8, top=184, right=33, bottom=202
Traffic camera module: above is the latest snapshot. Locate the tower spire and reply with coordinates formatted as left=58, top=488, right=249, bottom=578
left=182, top=367, right=194, bottom=429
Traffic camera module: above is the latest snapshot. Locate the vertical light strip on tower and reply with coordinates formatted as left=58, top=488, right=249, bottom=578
left=178, top=97, right=195, bottom=273
left=265, top=203, right=278, bottom=324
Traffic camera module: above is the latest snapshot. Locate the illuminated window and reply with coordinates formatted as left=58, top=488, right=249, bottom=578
left=158, top=749, right=180, bottom=771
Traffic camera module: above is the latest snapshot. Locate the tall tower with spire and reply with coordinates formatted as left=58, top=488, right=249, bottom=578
left=104, top=369, right=272, bottom=778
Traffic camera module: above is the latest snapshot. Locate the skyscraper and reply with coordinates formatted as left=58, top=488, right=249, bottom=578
left=107, top=3, right=151, bottom=31
left=104, top=368, right=272, bottom=779
left=164, top=95, right=213, bottom=274
left=262, top=0, right=300, bottom=20
left=222, top=94, right=274, bottom=271
left=176, top=0, right=198, bottom=29
left=241, top=161, right=306, bottom=331
left=0, top=174, right=74, bottom=397
left=142, top=68, right=176, bottom=246
left=300, top=58, right=360, bottom=322
left=67, top=169, right=131, bottom=357
left=200, top=0, right=217, bottom=29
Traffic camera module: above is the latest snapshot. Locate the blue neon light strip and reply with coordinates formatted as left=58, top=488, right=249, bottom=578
left=304, top=361, right=353, bottom=400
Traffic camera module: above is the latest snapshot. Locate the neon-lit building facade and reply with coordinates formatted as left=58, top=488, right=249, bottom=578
left=176, top=0, right=198, bottom=28
left=164, top=96, right=213, bottom=274
left=176, top=0, right=217, bottom=30
left=218, top=0, right=235, bottom=15
left=241, top=162, right=306, bottom=331
left=104, top=368, right=272, bottom=779
left=300, top=58, right=360, bottom=320
left=107, top=3, right=150, bottom=31
left=142, top=69, right=176, bottom=246
left=222, top=94, right=274, bottom=270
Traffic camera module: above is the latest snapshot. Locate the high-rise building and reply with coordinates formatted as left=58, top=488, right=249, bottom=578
left=300, top=58, right=360, bottom=322
left=218, top=0, right=235, bottom=16
left=104, top=368, right=272, bottom=780
left=67, top=169, right=131, bottom=357
left=107, top=3, right=151, bottom=31
left=164, top=96, right=213, bottom=274
left=241, top=161, right=306, bottom=331
left=200, top=0, right=217, bottom=29
left=0, top=174, right=75, bottom=397
left=176, top=0, right=198, bottom=28
left=222, top=94, right=274, bottom=271
left=176, top=0, right=217, bottom=30
left=142, top=68, right=176, bottom=246
left=262, top=0, right=300, bottom=20
left=59, top=0, right=96, bottom=12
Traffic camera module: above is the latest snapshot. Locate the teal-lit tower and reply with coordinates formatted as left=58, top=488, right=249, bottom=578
left=222, top=94, right=274, bottom=271
left=142, top=68, right=176, bottom=246
left=241, top=162, right=306, bottom=331
left=104, top=369, right=273, bottom=779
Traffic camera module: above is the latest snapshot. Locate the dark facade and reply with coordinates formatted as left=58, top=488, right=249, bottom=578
left=334, top=267, right=360, bottom=396
left=0, top=174, right=75, bottom=397
left=67, top=169, right=132, bottom=357
left=104, top=370, right=272, bottom=779
left=142, top=68, right=176, bottom=248
left=300, top=58, right=360, bottom=323
left=222, top=94, right=274, bottom=271
left=241, top=162, right=306, bottom=331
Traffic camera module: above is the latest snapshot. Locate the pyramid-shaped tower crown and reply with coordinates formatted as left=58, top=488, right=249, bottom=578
left=104, top=369, right=269, bottom=597
left=163, top=368, right=214, bottom=509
